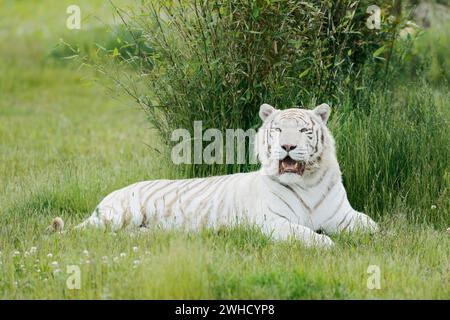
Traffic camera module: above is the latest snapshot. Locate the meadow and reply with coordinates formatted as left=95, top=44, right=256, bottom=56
left=0, top=0, right=448, bottom=299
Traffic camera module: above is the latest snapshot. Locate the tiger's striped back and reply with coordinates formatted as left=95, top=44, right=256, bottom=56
left=79, top=173, right=262, bottom=231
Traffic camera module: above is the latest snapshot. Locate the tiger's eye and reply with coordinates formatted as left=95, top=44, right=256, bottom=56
left=274, top=128, right=281, bottom=132
left=300, top=128, right=308, bottom=133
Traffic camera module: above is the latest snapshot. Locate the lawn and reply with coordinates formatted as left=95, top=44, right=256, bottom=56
left=0, top=0, right=448, bottom=299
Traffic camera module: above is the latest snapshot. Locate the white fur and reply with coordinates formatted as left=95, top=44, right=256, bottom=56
left=75, top=104, right=377, bottom=248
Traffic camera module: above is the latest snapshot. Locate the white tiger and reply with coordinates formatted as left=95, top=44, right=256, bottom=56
left=51, top=103, right=377, bottom=247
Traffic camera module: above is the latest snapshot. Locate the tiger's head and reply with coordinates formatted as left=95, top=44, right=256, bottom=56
left=256, top=103, right=337, bottom=185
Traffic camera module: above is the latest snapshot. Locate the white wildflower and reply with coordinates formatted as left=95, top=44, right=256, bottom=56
left=47, top=253, right=53, bottom=258
left=132, top=246, right=138, bottom=253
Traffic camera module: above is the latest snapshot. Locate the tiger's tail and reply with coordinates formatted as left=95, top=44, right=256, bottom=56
left=46, top=217, right=65, bottom=233
left=46, top=216, right=99, bottom=233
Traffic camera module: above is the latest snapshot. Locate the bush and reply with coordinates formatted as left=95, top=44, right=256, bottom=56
left=111, top=0, right=399, bottom=177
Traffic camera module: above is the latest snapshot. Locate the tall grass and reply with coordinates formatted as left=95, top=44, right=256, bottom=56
left=334, top=82, right=449, bottom=225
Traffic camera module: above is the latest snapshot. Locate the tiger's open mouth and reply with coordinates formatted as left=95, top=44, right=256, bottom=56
left=279, top=156, right=306, bottom=176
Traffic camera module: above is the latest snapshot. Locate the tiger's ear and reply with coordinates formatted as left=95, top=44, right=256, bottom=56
left=313, top=103, right=331, bottom=124
left=259, top=103, right=276, bottom=121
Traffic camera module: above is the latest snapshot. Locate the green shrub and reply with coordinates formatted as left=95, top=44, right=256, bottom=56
left=111, top=0, right=399, bottom=177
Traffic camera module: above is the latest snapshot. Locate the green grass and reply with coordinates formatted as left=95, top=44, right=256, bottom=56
left=0, top=1, right=449, bottom=299
left=1, top=219, right=448, bottom=299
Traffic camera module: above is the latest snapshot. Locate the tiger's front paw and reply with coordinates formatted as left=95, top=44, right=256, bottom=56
left=355, top=214, right=378, bottom=233
left=365, top=218, right=379, bottom=233
left=305, top=233, right=335, bottom=249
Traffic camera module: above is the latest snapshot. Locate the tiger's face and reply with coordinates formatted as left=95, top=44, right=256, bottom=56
left=256, top=103, right=333, bottom=184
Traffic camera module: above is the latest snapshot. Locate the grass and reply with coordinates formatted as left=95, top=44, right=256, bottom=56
left=1, top=219, right=448, bottom=299
left=0, top=1, right=449, bottom=299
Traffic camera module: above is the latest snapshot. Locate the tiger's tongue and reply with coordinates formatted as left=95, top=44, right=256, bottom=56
left=281, top=158, right=297, bottom=170
left=280, top=158, right=305, bottom=175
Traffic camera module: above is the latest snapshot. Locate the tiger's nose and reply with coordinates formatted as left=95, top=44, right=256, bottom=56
left=281, top=144, right=297, bottom=151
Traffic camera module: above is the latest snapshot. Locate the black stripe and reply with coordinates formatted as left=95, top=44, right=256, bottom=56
left=313, top=177, right=338, bottom=210
left=282, top=184, right=312, bottom=214
left=341, top=215, right=355, bottom=231
left=267, top=206, right=290, bottom=221
left=269, top=190, right=298, bottom=216
left=309, top=168, right=329, bottom=188
left=161, top=180, right=195, bottom=214
left=181, top=175, right=230, bottom=212
left=337, top=211, right=352, bottom=229
left=314, top=128, right=319, bottom=153
left=321, top=195, right=346, bottom=225
left=143, top=180, right=193, bottom=214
